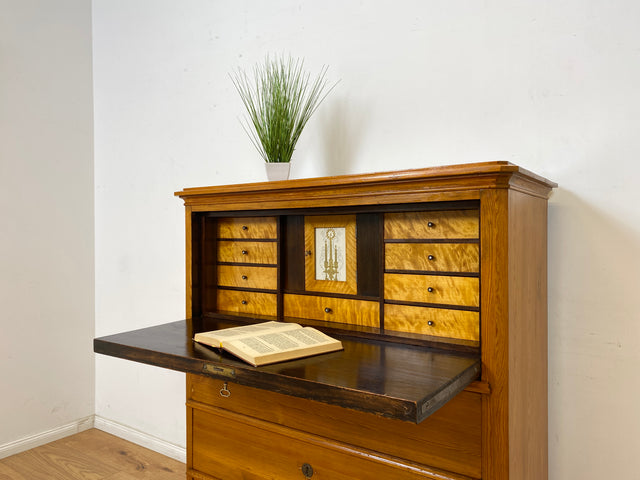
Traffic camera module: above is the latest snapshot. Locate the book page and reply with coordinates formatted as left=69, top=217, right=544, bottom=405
left=225, top=327, right=340, bottom=358
left=194, top=321, right=300, bottom=347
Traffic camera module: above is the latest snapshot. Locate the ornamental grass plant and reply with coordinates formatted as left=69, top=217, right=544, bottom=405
left=230, top=55, right=335, bottom=163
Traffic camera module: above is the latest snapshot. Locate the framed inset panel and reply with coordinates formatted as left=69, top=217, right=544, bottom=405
left=304, top=215, right=357, bottom=295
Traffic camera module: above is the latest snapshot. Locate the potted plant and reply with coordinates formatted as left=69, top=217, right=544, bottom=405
left=230, top=55, right=336, bottom=180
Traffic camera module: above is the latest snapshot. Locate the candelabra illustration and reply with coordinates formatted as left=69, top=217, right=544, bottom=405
left=322, top=228, right=340, bottom=280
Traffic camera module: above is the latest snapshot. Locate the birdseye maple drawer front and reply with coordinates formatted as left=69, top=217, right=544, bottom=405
left=385, top=274, right=479, bottom=307
left=216, top=216, right=278, bottom=239
left=217, top=265, right=277, bottom=290
left=216, top=289, right=277, bottom=316
left=385, top=243, right=479, bottom=273
left=188, top=375, right=482, bottom=479
left=385, top=304, right=479, bottom=341
left=284, top=294, right=379, bottom=327
left=384, top=210, right=479, bottom=240
left=217, top=240, right=277, bottom=265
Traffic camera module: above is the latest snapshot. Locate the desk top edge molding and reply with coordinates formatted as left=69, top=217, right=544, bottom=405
left=175, top=161, right=557, bottom=210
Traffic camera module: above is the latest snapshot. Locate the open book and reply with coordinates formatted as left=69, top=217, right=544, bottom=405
left=194, top=321, right=343, bottom=367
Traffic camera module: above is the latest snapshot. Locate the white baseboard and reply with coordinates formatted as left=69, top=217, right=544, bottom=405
left=93, top=415, right=186, bottom=463
left=0, top=415, right=95, bottom=460
left=0, top=416, right=186, bottom=464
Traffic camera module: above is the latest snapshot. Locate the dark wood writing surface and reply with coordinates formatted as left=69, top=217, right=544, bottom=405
left=94, top=318, right=479, bottom=423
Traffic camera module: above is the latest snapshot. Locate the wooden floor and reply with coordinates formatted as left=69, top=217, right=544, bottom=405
left=0, top=429, right=185, bottom=479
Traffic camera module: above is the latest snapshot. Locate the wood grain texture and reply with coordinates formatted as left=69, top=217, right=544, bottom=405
left=175, top=162, right=557, bottom=212
left=216, top=240, right=277, bottom=264
left=385, top=273, right=479, bottom=307
left=480, top=188, right=510, bottom=480
left=188, top=375, right=481, bottom=479
left=284, top=293, right=379, bottom=327
left=103, top=163, right=556, bottom=480
left=507, top=190, right=549, bottom=480
left=384, top=304, right=479, bottom=341
left=216, top=289, right=277, bottom=316
left=185, top=207, right=193, bottom=318
left=95, top=318, right=480, bottom=424
left=191, top=404, right=478, bottom=480
left=304, top=215, right=357, bottom=295
left=0, top=429, right=184, bottom=480
left=216, top=216, right=277, bottom=239
left=216, top=265, right=277, bottom=290
left=384, top=210, right=479, bottom=240
left=385, top=243, right=479, bottom=272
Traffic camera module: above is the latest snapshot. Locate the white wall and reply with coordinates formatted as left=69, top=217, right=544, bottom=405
left=92, top=1, right=640, bottom=478
left=0, top=0, right=95, bottom=449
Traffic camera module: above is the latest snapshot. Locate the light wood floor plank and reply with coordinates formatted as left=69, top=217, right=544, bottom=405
left=0, top=429, right=185, bottom=480
left=0, top=462, right=31, bottom=480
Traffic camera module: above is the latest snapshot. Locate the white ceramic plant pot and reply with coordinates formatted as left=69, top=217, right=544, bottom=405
left=265, top=162, right=291, bottom=181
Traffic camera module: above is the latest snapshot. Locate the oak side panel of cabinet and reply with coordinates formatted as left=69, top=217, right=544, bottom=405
left=480, top=189, right=510, bottom=480
left=507, top=190, right=549, bottom=479
left=185, top=206, right=193, bottom=319
left=480, top=189, right=549, bottom=480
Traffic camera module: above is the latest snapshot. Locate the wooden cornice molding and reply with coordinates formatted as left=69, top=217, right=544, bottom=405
left=175, top=161, right=557, bottom=212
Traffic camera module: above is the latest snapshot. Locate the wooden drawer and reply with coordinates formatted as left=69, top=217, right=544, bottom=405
left=385, top=210, right=479, bottom=240
left=191, top=407, right=469, bottom=480
left=217, top=240, right=277, bottom=264
left=385, top=243, right=479, bottom=272
left=385, top=273, right=479, bottom=307
left=385, top=303, right=479, bottom=341
left=217, top=216, right=277, bottom=239
left=284, top=294, right=379, bottom=327
left=188, top=376, right=482, bottom=479
left=217, top=265, right=277, bottom=290
left=216, top=289, right=277, bottom=316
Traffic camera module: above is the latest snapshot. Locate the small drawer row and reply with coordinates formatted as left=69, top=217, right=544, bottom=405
left=216, top=290, right=478, bottom=342
left=383, top=209, right=480, bottom=342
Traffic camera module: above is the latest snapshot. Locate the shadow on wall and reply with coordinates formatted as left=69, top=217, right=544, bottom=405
left=317, top=95, right=371, bottom=176
left=547, top=187, right=640, bottom=477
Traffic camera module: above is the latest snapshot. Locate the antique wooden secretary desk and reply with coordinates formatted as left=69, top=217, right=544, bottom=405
left=94, top=162, right=556, bottom=480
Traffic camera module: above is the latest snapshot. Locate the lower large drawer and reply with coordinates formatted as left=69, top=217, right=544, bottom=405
left=190, top=406, right=475, bottom=480
left=187, top=375, right=481, bottom=479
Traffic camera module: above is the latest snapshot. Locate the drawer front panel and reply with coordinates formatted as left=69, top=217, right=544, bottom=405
left=385, top=273, right=479, bottom=307
left=192, top=407, right=462, bottom=480
left=217, top=289, right=277, bottom=316
left=385, top=210, right=479, bottom=240
left=217, top=240, right=277, bottom=264
left=217, top=265, right=277, bottom=290
left=188, top=376, right=481, bottom=479
left=385, top=304, right=479, bottom=341
left=284, top=294, right=379, bottom=327
left=217, top=216, right=277, bottom=239
left=385, top=243, right=479, bottom=272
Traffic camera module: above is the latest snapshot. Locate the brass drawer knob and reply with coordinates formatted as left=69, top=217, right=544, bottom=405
left=427, top=287, right=434, bottom=293
left=241, top=300, right=247, bottom=305
left=301, top=463, right=314, bottom=478
left=427, top=221, right=435, bottom=228
left=428, top=255, right=435, bottom=261
left=428, top=321, right=435, bottom=326
left=241, top=249, right=248, bottom=255
left=324, top=307, right=333, bottom=314
left=241, top=275, right=248, bottom=280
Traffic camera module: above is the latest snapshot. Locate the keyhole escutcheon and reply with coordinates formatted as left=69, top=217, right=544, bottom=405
left=301, top=463, right=314, bottom=478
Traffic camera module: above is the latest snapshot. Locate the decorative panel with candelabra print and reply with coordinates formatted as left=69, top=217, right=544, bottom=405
left=304, top=215, right=357, bottom=295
